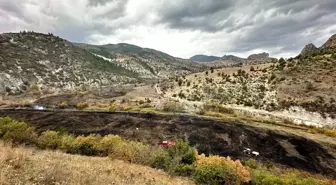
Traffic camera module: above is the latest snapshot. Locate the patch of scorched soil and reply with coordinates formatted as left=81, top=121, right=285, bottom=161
left=0, top=109, right=335, bottom=178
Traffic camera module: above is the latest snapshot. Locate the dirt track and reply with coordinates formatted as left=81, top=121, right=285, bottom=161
left=0, top=109, right=335, bottom=177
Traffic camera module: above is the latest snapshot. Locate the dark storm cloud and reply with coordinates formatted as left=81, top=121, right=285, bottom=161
left=87, top=0, right=115, bottom=6
left=155, top=0, right=335, bottom=55
left=227, top=0, right=336, bottom=54
left=0, top=0, right=336, bottom=58
left=0, top=1, right=34, bottom=24
left=157, top=0, right=234, bottom=32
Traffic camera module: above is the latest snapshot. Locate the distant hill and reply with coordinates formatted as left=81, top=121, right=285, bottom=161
left=194, top=52, right=277, bottom=68
left=75, top=43, right=204, bottom=79
left=0, top=32, right=138, bottom=95
left=190, top=55, right=220, bottom=62
left=0, top=32, right=205, bottom=95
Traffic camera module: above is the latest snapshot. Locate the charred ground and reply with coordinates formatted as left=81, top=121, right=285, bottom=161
left=0, top=109, right=335, bottom=178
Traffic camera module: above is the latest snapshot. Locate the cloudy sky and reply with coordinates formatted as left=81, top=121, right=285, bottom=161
left=1, top=0, right=336, bottom=59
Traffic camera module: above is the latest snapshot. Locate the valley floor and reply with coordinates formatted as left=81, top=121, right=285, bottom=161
left=0, top=142, right=193, bottom=185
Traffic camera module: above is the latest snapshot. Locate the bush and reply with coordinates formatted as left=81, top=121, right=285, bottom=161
left=167, top=140, right=196, bottom=165
left=76, top=102, right=89, bottom=110
left=111, top=140, right=155, bottom=165
left=175, top=164, right=195, bottom=176
left=0, top=117, right=37, bottom=144
left=178, top=79, right=183, bottom=86
left=37, top=131, right=62, bottom=149
left=97, top=135, right=123, bottom=155
left=76, top=134, right=102, bottom=156
left=58, top=101, right=69, bottom=109
left=59, top=134, right=79, bottom=153
left=202, top=102, right=235, bottom=115
left=194, top=155, right=251, bottom=185
left=251, top=168, right=323, bottom=185
left=162, top=102, right=185, bottom=113
left=109, top=104, right=118, bottom=111
left=193, top=164, right=237, bottom=185
left=243, top=158, right=258, bottom=169
left=152, top=140, right=196, bottom=174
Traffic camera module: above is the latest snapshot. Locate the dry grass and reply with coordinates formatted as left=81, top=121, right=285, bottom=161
left=0, top=142, right=193, bottom=185
left=0, top=142, right=32, bottom=185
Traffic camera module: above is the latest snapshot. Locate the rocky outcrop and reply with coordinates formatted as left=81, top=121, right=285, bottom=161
left=321, top=34, right=336, bottom=48
left=247, top=52, right=270, bottom=60
left=300, top=43, right=318, bottom=56
left=190, top=55, right=220, bottom=62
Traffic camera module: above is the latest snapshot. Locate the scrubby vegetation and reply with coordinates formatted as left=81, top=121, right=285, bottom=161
left=1, top=116, right=335, bottom=185
left=162, top=101, right=186, bottom=113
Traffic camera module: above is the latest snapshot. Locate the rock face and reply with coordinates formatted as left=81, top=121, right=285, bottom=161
left=300, top=43, right=318, bottom=56
left=190, top=55, right=220, bottom=62
left=247, top=52, right=270, bottom=60
left=321, top=34, right=336, bottom=48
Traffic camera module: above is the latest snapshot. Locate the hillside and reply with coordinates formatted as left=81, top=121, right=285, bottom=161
left=0, top=32, right=139, bottom=96
left=0, top=142, right=192, bottom=185
left=159, top=34, right=336, bottom=127
left=190, top=54, right=220, bottom=62
left=195, top=52, right=277, bottom=68
left=275, top=34, right=336, bottom=117
left=75, top=43, right=205, bottom=80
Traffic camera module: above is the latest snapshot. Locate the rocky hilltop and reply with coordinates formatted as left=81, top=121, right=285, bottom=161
left=190, top=55, right=220, bottom=62
left=195, top=52, right=277, bottom=68
left=321, top=34, right=336, bottom=49
left=300, top=43, right=318, bottom=56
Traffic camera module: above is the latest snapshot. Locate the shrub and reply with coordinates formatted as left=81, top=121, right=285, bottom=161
left=152, top=151, right=172, bottom=171
left=167, top=140, right=196, bottom=165
left=194, top=155, right=251, bottom=185
left=202, top=102, right=235, bottom=115
left=76, top=134, right=102, bottom=156
left=76, top=102, right=89, bottom=110
left=243, top=158, right=258, bottom=169
left=58, top=101, right=69, bottom=109
left=175, top=164, right=195, bottom=176
left=59, top=134, right=79, bottom=153
left=162, top=102, right=185, bottom=113
left=178, top=79, right=183, bottom=86
left=0, top=117, right=37, bottom=144
left=323, top=129, right=336, bottom=137
left=193, top=164, right=236, bottom=185
left=187, top=81, right=191, bottom=87
left=37, top=131, right=62, bottom=149
left=97, top=135, right=123, bottom=155
left=152, top=140, right=196, bottom=174
left=111, top=140, right=155, bottom=165
left=138, top=100, right=145, bottom=105
left=109, top=104, right=118, bottom=111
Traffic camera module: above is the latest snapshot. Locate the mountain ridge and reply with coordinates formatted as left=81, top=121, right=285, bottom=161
left=0, top=31, right=205, bottom=95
